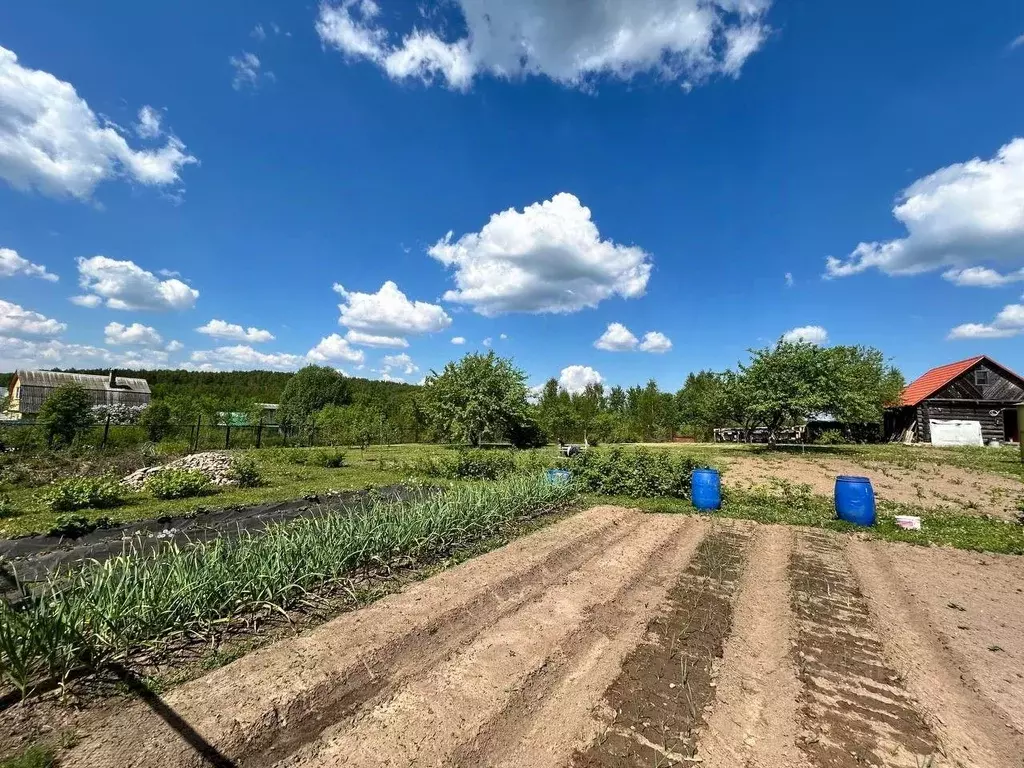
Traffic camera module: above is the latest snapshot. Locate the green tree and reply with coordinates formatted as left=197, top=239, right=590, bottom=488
left=675, top=370, right=732, bottom=441
left=279, top=365, right=352, bottom=430
left=422, top=351, right=529, bottom=446
left=571, top=383, right=605, bottom=444
left=140, top=400, right=173, bottom=441
left=36, top=384, right=95, bottom=448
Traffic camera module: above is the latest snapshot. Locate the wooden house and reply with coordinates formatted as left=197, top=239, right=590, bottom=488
left=884, top=356, right=1023, bottom=444
left=4, top=370, right=151, bottom=419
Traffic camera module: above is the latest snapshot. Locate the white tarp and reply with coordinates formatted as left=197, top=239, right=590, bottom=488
left=929, top=420, right=984, bottom=447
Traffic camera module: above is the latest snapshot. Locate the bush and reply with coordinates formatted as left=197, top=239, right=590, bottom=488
left=35, top=385, right=95, bottom=448
left=407, top=449, right=517, bottom=480
left=140, top=401, right=173, bottom=442
left=562, top=447, right=706, bottom=498
left=288, top=447, right=347, bottom=468
left=229, top=455, right=265, bottom=488
left=47, top=513, right=110, bottom=538
left=37, top=476, right=125, bottom=512
left=146, top=469, right=210, bottom=500
left=0, top=495, right=15, bottom=519
left=815, top=429, right=850, bottom=445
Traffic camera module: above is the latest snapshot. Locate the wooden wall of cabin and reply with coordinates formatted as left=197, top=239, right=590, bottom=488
left=916, top=401, right=1014, bottom=443
left=932, top=360, right=1024, bottom=402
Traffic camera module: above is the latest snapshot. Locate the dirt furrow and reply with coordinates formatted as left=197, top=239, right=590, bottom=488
left=62, top=506, right=641, bottom=768
left=697, top=524, right=810, bottom=768
left=448, top=517, right=711, bottom=768
left=789, top=531, right=939, bottom=768
left=272, top=514, right=701, bottom=767
left=572, top=526, right=752, bottom=767
left=847, top=538, right=1024, bottom=768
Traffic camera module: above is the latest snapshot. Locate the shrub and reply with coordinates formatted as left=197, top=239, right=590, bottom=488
left=47, top=514, right=109, bottom=538
left=289, top=448, right=347, bottom=468
left=815, top=429, right=849, bottom=445
left=0, top=495, right=15, bottom=519
left=406, top=449, right=516, bottom=480
left=140, top=401, right=173, bottom=441
left=562, top=447, right=706, bottom=499
left=146, top=469, right=210, bottom=500
left=229, top=455, right=265, bottom=488
left=37, top=476, right=125, bottom=512
left=35, top=385, right=95, bottom=448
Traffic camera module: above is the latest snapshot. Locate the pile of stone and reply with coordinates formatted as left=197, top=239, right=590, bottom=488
left=122, top=452, right=238, bottom=490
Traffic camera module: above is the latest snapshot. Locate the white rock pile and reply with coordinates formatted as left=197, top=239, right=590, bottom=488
left=122, top=452, right=238, bottom=491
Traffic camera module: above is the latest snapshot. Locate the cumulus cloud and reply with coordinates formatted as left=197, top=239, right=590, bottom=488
left=594, top=322, right=671, bottom=352
left=0, top=247, right=58, bottom=282
left=451, top=336, right=466, bottom=345
left=165, top=340, right=184, bottom=353
left=948, top=303, right=1024, bottom=340
left=499, top=333, right=508, bottom=340
left=317, top=0, right=771, bottom=91
left=189, top=345, right=307, bottom=371
left=230, top=52, right=272, bottom=90
left=942, top=266, right=1024, bottom=288
left=344, top=329, right=409, bottom=348
left=307, top=333, right=366, bottom=363
left=558, top=364, right=603, bottom=394
left=0, top=46, right=197, bottom=200
left=825, top=139, right=1024, bottom=279
left=135, top=106, right=162, bottom=139
left=381, top=352, right=418, bottom=376
left=429, top=193, right=651, bottom=316
left=639, top=331, right=673, bottom=353
left=0, top=299, right=66, bottom=337
left=196, top=319, right=274, bottom=343
left=781, top=325, right=828, bottom=345
left=104, top=321, right=163, bottom=346
left=70, top=294, right=102, bottom=308
left=0, top=336, right=170, bottom=370
left=482, top=337, right=492, bottom=347
left=334, top=281, right=451, bottom=340
left=784, top=272, right=794, bottom=287
left=76, top=256, right=199, bottom=311
left=594, top=322, right=640, bottom=351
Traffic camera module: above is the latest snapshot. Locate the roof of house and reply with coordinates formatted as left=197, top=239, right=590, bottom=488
left=13, top=370, right=151, bottom=394
left=899, top=355, right=1023, bottom=407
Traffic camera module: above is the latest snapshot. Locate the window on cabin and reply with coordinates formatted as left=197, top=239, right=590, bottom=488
left=974, top=369, right=990, bottom=387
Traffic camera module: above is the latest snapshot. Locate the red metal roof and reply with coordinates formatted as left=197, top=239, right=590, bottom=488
left=900, top=356, right=985, bottom=406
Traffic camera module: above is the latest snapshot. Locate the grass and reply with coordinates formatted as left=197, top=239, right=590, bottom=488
left=0, top=745, right=56, bottom=768
left=0, top=475, right=578, bottom=700
left=604, top=478, right=1024, bottom=555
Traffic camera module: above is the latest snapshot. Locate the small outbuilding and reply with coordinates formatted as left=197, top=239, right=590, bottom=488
left=884, top=356, right=1023, bottom=445
left=4, top=370, right=151, bottom=419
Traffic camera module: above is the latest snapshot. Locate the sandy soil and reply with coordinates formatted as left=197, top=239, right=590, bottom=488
left=50, top=507, right=1024, bottom=768
left=722, top=454, right=1024, bottom=519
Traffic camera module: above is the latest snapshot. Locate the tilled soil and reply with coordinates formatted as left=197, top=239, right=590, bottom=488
left=48, top=507, right=1024, bottom=768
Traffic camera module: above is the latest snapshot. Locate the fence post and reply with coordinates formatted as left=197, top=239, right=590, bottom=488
left=225, top=424, right=231, bottom=450
left=256, top=420, right=263, bottom=449
left=192, top=415, right=202, bottom=454
left=101, top=414, right=111, bottom=449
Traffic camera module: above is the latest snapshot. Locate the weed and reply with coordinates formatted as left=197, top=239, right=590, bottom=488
left=0, top=745, right=56, bottom=768
left=146, top=469, right=210, bottom=500
left=0, top=496, right=15, bottom=519
left=229, top=455, right=265, bottom=488
left=36, top=476, right=124, bottom=513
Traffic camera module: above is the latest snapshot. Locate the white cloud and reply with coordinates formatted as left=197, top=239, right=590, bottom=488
left=70, top=294, right=102, bottom=308
left=499, top=333, right=508, bottom=340
left=781, top=325, right=828, bottom=345
left=189, top=345, right=307, bottom=371
left=165, top=340, right=184, bottom=353
left=307, top=333, right=366, bottom=363
left=0, top=45, right=197, bottom=200
left=381, top=352, right=417, bottom=375
left=104, top=321, right=162, bottom=346
left=251, top=24, right=267, bottom=41
left=0, top=299, right=66, bottom=337
left=344, top=329, right=409, bottom=348
left=230, top=52, right=272, bottom=90
left=558, top=365, right=603, bottom=394
left=1011, top=33, right=1024, bottom=49
left=825, top=139, right=1024, bottom=279
left=317, top=0, right=771, bottom=91
left=948, top=302, right=1024, bottom=340
left=0, top=247, right=58, bottom=282
left=594, top=322, right=671, bottom=352
left=942, top=266, right=1024, bottom=288
left=76, top=256, right=199, bottom=311
left=0, top=336, right=171, bottom=370
left=334, top=280, right=451, bottom=338
left=482, top=337, right=492, bottom=347
left=784, top=272, right=794, bottom=287
left=429, top=193, right=651, bottom=316
left=639, top=331, right=673, bottom=353
left=135, top=106, right=162, bottom=139
left=196, top=318, right=274, bottom=343
left=594, top=322, right=639, bottom=351
left=451, top=336, right=466, bottom=345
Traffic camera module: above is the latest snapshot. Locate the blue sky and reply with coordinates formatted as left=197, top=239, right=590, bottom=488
left=2, top=1, right=1024, bottom=392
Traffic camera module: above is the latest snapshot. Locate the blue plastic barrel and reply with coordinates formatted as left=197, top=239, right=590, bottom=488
left=545, top=469, right=571, bottom=485
left=691, top=469, right=722, bottom=511
left=834, top=476, right=876, bottom=526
